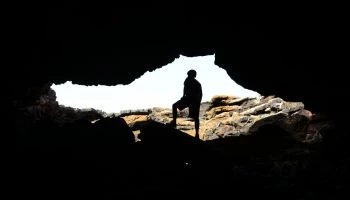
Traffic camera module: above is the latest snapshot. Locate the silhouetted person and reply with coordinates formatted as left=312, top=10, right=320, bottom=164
left=170, top=69, right=202, bottom=140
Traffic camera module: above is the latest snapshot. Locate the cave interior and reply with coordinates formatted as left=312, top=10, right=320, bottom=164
left=12, top=2, right=349, bottom=199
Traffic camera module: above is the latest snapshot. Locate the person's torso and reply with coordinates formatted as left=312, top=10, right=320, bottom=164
left=184, top=78, right=202, bottom=102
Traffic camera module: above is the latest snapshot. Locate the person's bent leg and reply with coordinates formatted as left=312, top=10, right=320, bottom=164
left=171, top=98, right=187, bottom=128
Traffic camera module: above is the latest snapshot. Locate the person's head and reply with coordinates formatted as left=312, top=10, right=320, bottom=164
left=187, top=69, right=197, bottom=78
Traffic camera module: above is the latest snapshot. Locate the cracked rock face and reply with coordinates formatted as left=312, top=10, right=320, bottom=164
left=119, top=95, right=329, bottom=143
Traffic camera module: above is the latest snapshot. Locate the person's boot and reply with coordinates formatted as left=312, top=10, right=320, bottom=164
left=169, top=120, right=176, bottom=128
left=194, top=133, right=200, bottom=141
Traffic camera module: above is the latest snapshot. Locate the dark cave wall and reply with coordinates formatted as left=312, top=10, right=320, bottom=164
left=11, top=2, right=348, bottom=121
left=11, top=3, right=350, bottom=198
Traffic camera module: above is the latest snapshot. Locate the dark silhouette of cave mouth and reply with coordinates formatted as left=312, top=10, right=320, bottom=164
left=15, top=52, right=342, bottom=199
left=12, top=1, right=349, bottom=198
left=13, top=61, right=345, bottom=199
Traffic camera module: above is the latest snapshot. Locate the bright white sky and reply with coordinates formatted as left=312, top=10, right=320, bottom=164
left=51, top=54, right=260, bottom=114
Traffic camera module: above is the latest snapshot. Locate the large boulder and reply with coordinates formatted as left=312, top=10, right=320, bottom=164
left=201, top=96, right=314, bottom=142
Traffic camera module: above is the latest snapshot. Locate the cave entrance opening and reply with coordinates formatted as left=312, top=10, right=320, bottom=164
left=51, top=54, right=260, bottom=115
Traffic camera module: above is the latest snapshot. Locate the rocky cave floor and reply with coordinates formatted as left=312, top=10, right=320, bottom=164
left=14, top=94, right=350, bottom=199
